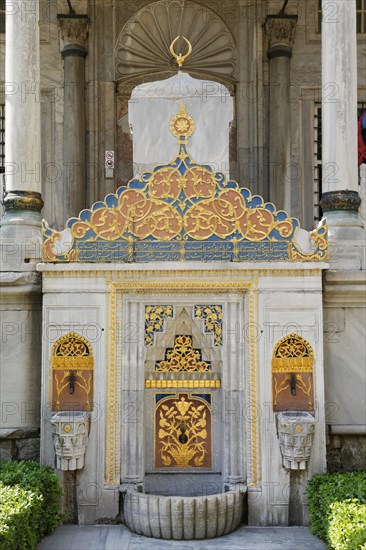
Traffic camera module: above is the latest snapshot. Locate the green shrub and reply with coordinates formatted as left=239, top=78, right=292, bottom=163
left=0, top=483, right=42, bottom=550
left=307, top=472, right=366, bottom=547
left=328, top=499, right=366, bottom=550
left=0, top=461, right=62, bottom=549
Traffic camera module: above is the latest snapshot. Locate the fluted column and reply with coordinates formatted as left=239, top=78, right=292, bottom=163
left=266, top=16, right=297, bottom=212
left=58, top=15, right=88, bottom=221
left=2, top=0, right=43, bottom=240
left=320, top=0, right=364, bottom=268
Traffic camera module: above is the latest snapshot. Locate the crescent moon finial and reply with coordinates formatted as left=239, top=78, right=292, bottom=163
left=169, top=36, right=192, bottom=69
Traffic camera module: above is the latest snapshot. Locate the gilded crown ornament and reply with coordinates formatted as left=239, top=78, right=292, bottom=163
left=169, top=36, right=192, bottom=68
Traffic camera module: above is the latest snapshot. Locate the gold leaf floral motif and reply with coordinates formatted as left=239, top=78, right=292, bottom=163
left=42, top=105, right=328, bottom=263
left=155, top=394, right=211, bottom=468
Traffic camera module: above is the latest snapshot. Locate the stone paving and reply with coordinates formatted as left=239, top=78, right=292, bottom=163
left=38, top=525, right=327, bottom=550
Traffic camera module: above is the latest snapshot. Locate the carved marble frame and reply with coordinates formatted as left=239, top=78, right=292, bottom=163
left=105, top=277, right=259, bottom=490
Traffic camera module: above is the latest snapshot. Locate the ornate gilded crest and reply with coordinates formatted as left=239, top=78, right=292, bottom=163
left=170, top=102, right=195, bottom=141
left=42, top=105, right=328, bottom=263
left=155, top=335, right=211, bottom=372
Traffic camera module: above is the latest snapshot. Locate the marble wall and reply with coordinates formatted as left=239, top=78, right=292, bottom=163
left=39, top=262, right=327, bottom=526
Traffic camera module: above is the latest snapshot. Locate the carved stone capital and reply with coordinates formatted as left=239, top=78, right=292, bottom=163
left=58, top=15, right=89, bottom=52
left=3, top=191, right=44, bottom=213
left=320, top=190, right=362, bottom=213
left=266, top=16, right=297, bottom=59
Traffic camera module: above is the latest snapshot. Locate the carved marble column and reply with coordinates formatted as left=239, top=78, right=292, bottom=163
left=265, top=16, right=297, bottom=212
left=58, top=15, right=88, bottom=221
left=320, top=0, right=365, bottom=269
left=0, top=0, right=43, bottom=462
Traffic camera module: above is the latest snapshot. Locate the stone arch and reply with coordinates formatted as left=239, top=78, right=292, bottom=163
left=115, top=0, right=237, bottom=90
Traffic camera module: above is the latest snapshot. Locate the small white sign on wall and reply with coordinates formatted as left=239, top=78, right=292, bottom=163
left=105, top=150, right=114, bottom=179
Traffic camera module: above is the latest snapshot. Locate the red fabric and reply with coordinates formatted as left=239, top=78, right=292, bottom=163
left=358, top=111, right=366, bottom=165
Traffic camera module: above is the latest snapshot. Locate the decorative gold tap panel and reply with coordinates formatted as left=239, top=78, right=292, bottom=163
left=51, top=332, right=94, bottom=411
left=155, top=393, right=212, bottom=468
left=272, top=333, right=314, bottom=412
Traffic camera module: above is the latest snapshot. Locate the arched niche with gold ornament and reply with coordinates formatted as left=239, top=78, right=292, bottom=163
left=51, top=332, right=94, bottom=412
left=272, top=333, right=314, bottom=412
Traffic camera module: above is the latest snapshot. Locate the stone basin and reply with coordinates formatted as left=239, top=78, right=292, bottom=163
left=123, top=488, right=245, bottom=540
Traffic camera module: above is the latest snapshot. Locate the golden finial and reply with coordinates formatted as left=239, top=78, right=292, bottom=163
left=170, top=36, right=192, bottom=69
left=170, top=103, right=195, bottom=142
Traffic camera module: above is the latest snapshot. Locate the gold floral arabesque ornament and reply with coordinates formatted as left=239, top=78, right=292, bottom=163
left=156, top=335, right=211, bottom=372
left=156, top=394, right=211, bottom=468
left=272, top=333, right=314, bottom=411
left=272, top=332, right=314, bottom=373
left=194, top=305, right=223, bottom=346
left=145, top=305, right=174, bottom=346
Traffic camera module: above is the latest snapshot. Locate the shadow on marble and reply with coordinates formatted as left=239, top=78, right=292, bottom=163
left=38, top=525, right=326, bottom=550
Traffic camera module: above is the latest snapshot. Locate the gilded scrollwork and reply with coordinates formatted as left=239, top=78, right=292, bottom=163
left=272, top=332, right=314, bottom=372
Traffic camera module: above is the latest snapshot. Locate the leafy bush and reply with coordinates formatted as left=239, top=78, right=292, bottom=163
left=328, top=499, right=366, bottom=550
left=0, top=483, right=42, bottom=550
left=307, top=471, right=366, bottom=547
left=0, top=461, right=62, bottom=549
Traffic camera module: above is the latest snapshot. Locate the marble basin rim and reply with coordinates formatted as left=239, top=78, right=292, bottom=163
left=122, top=486, right=246, bottom=540
left=278, top=411, right=315, bottom=419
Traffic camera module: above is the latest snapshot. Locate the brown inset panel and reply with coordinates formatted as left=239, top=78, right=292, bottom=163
left=272, top=372, right=313, bottom=412
left=155, top=393, right=212, bottom=468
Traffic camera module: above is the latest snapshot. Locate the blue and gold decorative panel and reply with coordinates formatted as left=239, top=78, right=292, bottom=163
left=194, top=305, right=223, bottom=346
left=145, top=305, right=174, bottom=346
left=42, top=104, right=328, bottom=263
